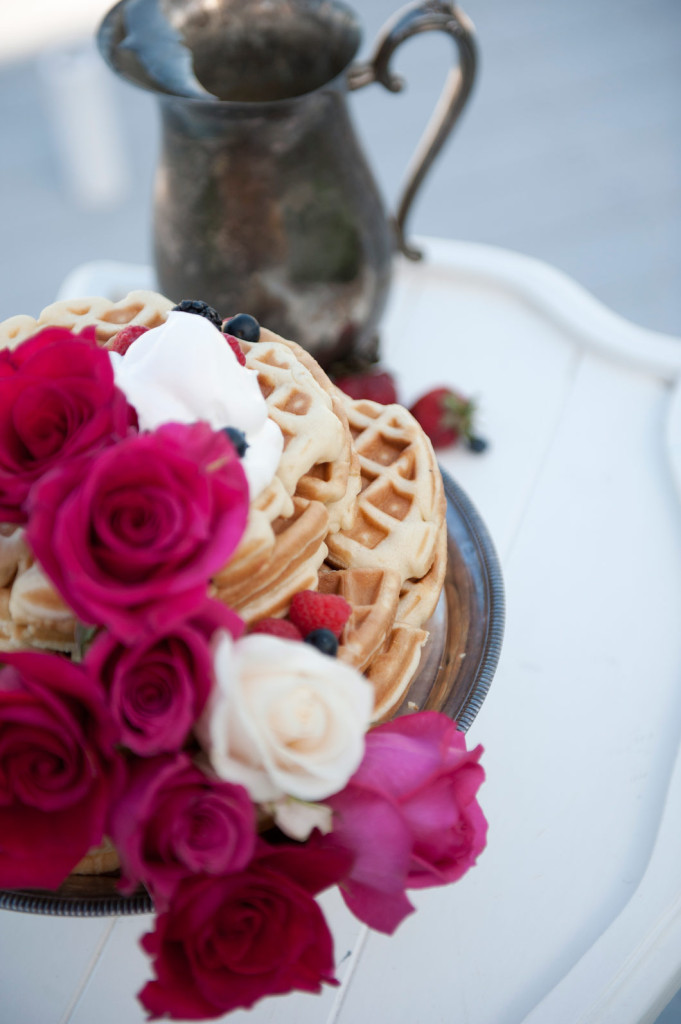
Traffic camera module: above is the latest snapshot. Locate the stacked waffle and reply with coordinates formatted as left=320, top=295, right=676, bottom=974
left=0, top=293, right=446, bottom=721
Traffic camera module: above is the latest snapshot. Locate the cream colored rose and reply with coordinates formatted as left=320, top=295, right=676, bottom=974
left=197, top=632, right=374, bottom=804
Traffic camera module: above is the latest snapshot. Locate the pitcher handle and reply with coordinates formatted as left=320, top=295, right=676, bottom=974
left=348, top=1, right=477, bottom=261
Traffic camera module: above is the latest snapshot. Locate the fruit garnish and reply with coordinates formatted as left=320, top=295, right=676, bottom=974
left=409, top=387, right=488, bottom=452
left=303, top=628, right=339, bottom=656
left=250, top=618, right=303, bottom=640
left=289, top=590, right=351, bottom=639
left=108, top=324, right=148, bottom=355
left=334, top=369, right=398, bottom=405
left=223, top=313, right=260, bottom=343
left=223, top=426, right=249, bottom=458
left=223, top=334, right=247, bottom=366
left=172, top=299, right=222, bottom=329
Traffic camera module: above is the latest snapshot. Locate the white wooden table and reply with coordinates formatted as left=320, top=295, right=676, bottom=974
left=3, top=238, right=681, bottom=1024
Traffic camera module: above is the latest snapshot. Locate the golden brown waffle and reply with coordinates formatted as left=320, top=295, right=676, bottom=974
left=327, top=397, right=446, bottom=586
left=212, top=333, right=355, bottom=613
left=0, top=526, right=32, bottom=588
left=0, top=291, right=174, bottom=350
left=0, top=562, right=77, bottom=654
left=37, top=290, right=174, bottom=343
left=318, top=561, right=434, bottom=720
left=212, top=475, right=293, bottom=595
left=242, top=335, right=350, bottom=503
left=72, top=836, right=120, bottom=875
left=212, top=497, right=329, bottom=625
left=318, top=564, right=402, bottom=673
left=0, top=315, right=40, bottom=351
left=259, top=330, right=361, bottom=533
left=397, top=517, right=448, bottom=628
left=367, top=622, right=429, bottom=722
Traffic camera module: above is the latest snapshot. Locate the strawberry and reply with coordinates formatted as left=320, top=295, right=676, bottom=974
left=289, top=590, right=352, bottom=639
left=223, top=333, right=247, bottom=366
left=334, top=369, right=398, bottom=405
left=108, top=324, right=149, bottom=355
left=409, top=387, right=488, bottom=452
left=250, top=618, right=303, bottom=641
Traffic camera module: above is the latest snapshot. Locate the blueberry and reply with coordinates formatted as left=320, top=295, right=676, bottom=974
left=223, top=313, right=260, bottom=343
left=223, top=426, right=249, bottom=458
left=303, top=628, right=338, bottom=657
left=172, top=299, right=222, bottom=330
left=467, top=435, right=489, bottom=454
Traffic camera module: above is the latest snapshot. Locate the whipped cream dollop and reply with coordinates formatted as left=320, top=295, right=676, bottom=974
left=109, top=311, right=283, bottom=498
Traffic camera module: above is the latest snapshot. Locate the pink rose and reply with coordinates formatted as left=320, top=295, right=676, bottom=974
left=139, top=844, right=350, bottom=1020
left=0, top=651, right=121, bottom=889
left=86, top=600, right=243, bottom=756
left=0, top=327, right=133, bottom=523
left=111, top=753, right=256, bottom=908
left=326, top=712, right=487, bottom=934
left=27, top=422, right=249, bottom=641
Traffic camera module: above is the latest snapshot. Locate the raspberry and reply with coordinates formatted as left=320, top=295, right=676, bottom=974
left=223, top=333, right=247, bottom=366
left=250, top=618, right=303, bottom=641
left=289, top=590, right=351, bottom=639
left=334, top=369, right=398, bottom=405
left=108, top=324, right=148, bottom=355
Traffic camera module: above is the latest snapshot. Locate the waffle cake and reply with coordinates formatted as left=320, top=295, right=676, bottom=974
left=0, top=292, right=447, bottom=723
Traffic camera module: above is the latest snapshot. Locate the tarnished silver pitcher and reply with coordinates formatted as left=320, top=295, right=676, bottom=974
left=98, top=0, right=476, bottom=366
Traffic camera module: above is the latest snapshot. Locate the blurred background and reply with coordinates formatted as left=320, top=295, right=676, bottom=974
left=0, top=3, right=679, bottom=1016
left=0, top=0, right=679, bottom=336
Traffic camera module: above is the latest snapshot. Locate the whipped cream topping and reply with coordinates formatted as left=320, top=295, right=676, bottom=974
left=110, top=311, right=283, bottom=498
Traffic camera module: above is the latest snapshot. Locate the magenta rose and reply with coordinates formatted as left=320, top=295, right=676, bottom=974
left=325, top=711, right=487, bottom=934
left=0, top=326, right=133, bottom=523
left=139, top=844, right=350, bottom=1020
left=86, top=599, right=243, bottom=756
left=27, top=421, right=249, bottom=641
left=0, top=650, right=121, bottom=889
left=111, top=753, right=255, bottom=908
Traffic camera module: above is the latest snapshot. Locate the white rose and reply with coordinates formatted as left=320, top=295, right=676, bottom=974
left=196, top=632, right=374, bottom=804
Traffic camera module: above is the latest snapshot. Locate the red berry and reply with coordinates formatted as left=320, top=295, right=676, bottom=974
left=409, top=387, right=480, bottom=450
left=289, top=590, right=352, bottom=639
left=108, top=324, right=148, bottom=355
left=223, top=333, right=247, bottom=366
left=335, top=369, right=398, bottom=405
left=250, top=618, right=303, bottom=641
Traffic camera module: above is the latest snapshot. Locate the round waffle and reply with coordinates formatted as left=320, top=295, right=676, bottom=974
left=212, top=497, right=329, bottom=625
left=258, top=329, right=361, bottom=534
left=326, top=396, right=446, bottom=586
left=241, top=334, right=352, bottom=505
left=366, top=622, right=429, bottom=722
left=397, top=517, right=448, bottom=628
left=317, top=564, right=402, bottom=673
left=0, top=561, right=77, bottom=655
left=72, top=836, right=120, bottom=876
left=38, top=290, right=174, bottom=342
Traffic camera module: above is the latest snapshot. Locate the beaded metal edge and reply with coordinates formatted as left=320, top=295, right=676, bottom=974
left=439, top=468, right=505, bottom=733
left=0, top=887, right=153, bottom=916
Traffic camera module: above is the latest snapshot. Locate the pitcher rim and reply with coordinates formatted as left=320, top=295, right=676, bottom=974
left=97, top=0, right=363, bottom=107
